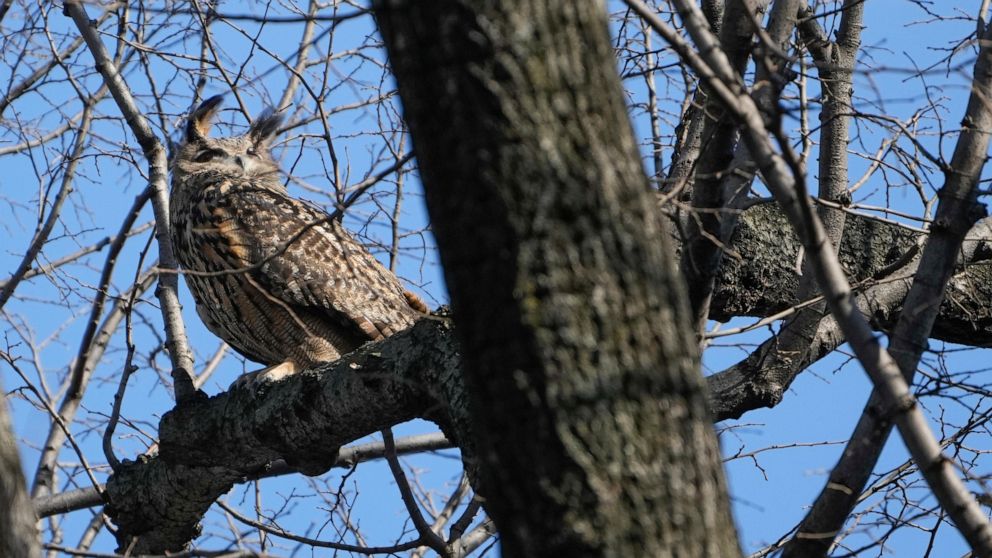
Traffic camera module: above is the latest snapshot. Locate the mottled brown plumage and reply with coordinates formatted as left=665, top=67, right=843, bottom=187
left=170, top=96, right=425, bottom=386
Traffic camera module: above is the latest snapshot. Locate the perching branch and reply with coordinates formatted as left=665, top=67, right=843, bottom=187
left=99, top=318, right=464, bottom=554
left=33, top=432, right=452, bottom=519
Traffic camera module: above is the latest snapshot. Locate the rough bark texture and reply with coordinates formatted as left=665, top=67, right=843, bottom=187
left=681, top=0, right=761, bottom=332
left=103, top=319, right=465, bottom=554
left=374, top=1, right=741, bottom=556
left=0, top=383, right=38, bottom=558
left=33, top=204, right=992, bottom=553
left=51, top=197, right=989, bottom=554
left=721, top=0, right=863, bottom=428
left=712, top=204, right=992, bottom=345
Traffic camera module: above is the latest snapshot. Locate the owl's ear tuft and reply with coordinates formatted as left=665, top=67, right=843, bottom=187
left=249, top=108, right=284, bottom=149
left=185, top=95, right=224, bottom=142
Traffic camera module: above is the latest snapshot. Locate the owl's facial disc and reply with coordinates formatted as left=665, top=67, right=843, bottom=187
left=173, top=98, right=283, bottom=182
left=185, top=141, right=273, bottom=177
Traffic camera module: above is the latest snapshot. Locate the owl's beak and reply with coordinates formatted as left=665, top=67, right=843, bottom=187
left=235, top=155, right=257, bottom=172
left=234, top=155, right=261, bottom=175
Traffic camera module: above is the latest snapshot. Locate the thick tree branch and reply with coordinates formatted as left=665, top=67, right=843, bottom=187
left=643, top=0, right=992, bottom=551
left=100, top=319, right=463, bottom=554
left=785, top=8, right=992, bottom=555
left=681, top=0, right=764, bottom=334
left=710, top=204, right=992, bottom=346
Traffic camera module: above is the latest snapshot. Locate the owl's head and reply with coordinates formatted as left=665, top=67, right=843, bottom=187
left=172, top=96, right=283, bottom=182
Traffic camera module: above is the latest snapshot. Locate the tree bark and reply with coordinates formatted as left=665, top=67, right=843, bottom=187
left=681, top=0, right=762, bottom=333
left=375, top=1, right=741, bottom=556
left=103, top=319, right=467, bottom=554
left=711, top=204, right=992, bottom=346
left=28, top=199, right=992, bottom=553
left=0, top=381, right=39, bottom=558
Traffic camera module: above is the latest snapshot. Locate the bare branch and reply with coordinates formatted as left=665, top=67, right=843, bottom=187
left=637, top=0, right=992, bottom=552
left=0, top=104, right=92, bottom=312
left=64, top=0, right=197, bottom=402
left=786, top=5, right=992, bottom=554
left=381, top=427, right=449, bottom=555
left=30, top=190, right=152, bottom=499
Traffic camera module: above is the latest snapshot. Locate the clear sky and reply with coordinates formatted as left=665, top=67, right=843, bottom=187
left=1, top=1, right=989, bottom=556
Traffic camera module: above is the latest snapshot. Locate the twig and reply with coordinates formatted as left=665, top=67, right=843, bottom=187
left=34, top=432, right=453, bottom=518
left=381, top=428, right=449, bottom=556
left=103, top=236, right=156, bottom=471
left=628, top=0, right=992, bottom=552
left=65, top=0, right=198, bottom=403
left=0, top=104, right=92, bottom=312
left=0, top=222, right=153, bottom=290
left=216, top=500, right=424, bottom=554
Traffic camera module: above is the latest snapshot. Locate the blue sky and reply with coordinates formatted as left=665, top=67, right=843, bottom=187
left=2, top=1, right=990, bottom=556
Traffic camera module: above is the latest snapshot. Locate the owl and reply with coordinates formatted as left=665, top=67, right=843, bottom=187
left=170, top=95, right=426, bottom=387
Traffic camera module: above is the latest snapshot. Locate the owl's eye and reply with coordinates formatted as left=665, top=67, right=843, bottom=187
left=246, top=147, right=258, bottom=157
left=194, top=149, right=224, bottom=163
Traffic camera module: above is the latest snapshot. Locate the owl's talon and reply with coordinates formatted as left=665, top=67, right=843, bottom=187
left=230, top=361, right=298, bottom=390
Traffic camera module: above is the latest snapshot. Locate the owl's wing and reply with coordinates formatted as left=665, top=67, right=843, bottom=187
left=201, top=185, right=419, bottom=341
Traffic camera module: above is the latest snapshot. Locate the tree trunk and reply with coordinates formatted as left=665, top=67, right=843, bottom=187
left=374, top=1, right=741, bottom=556
left=1, top=381, right=38, bottom=557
